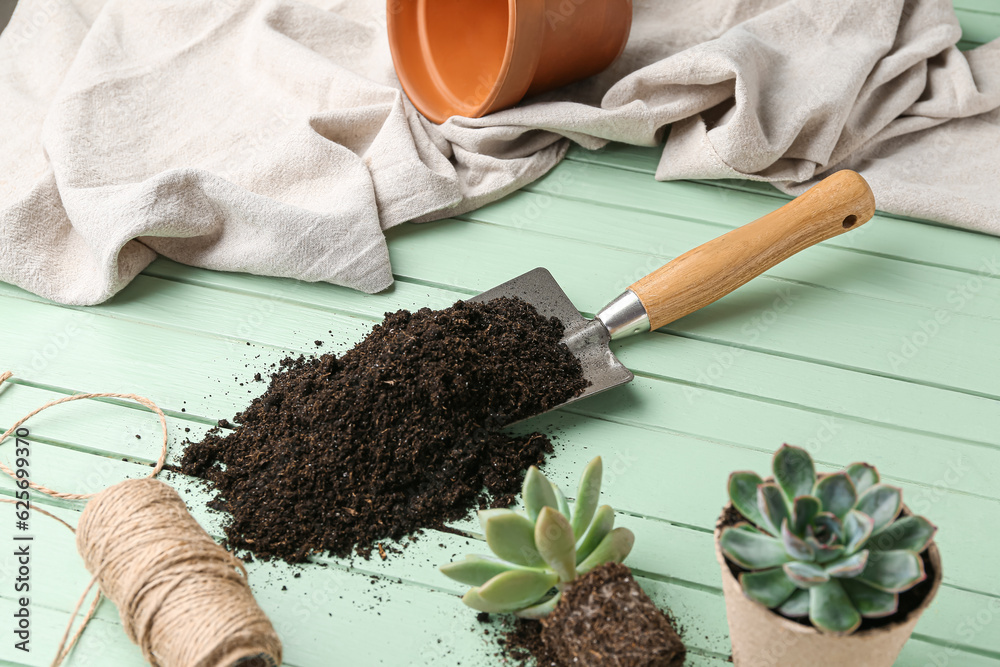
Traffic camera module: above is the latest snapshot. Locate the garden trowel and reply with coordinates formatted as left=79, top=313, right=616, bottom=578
left=469, top=170, right=876, bottom=414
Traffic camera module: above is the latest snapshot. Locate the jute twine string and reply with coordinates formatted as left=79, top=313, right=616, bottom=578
left=76, top=479, right=283, bottom=666
left=0, top=371, right=282, bottom=667
left=0, top=370, right=167, bottom=499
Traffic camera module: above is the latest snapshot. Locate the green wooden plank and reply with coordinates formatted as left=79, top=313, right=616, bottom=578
left=384, top=220, right=1000, bottom=399
left=1, top=452, right=997, bottom=663
left=464, top=414, right=1000, bottom=601
left=615, top=334, right=1000, bottom=448
left=2, top=417, right=998, bottom=624
left=0, top=378, right=989, bottom=594
left=572, top=375, right=998, bottom=500
left=139, top=257, right=464, bottom=315
left=7, top=377, right=992, bottom=632
left=1, top=190, right=996, bottom=665
left=0, top=606, right=148, bottom=666
left=954, top=0, right=1000, bottom=16
left=0, top=485, right=734, bottom=665
left=5, top=266, right=999, bottom=452
left=956, top=7, right=1000, bottom=44
left=0, top=382, right=211, bottom=465
left=8, top=594, right=990, bottom=667
left=0, top=275, right=376, bottom=362
left=0, top=3, right=994, bottom=665
left=138, top=260, right=1000, bottom=448
left=464, top=189, right=1000, bottom=321
left=557, top=147, right=1000, bottom=277
left=3, top=280, right=989, bottom=604
left=563, top=140, right=1000, bottom=247
left=1, top=282, right=997, bottom=503
left=0, top=295, right=295, bottom=420
left=0, top=584, right=728, bottom=667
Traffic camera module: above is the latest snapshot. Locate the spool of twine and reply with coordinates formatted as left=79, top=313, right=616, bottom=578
left=77, top=479, right=282, bottom=666
left=0, top=371, right=283, bottom=667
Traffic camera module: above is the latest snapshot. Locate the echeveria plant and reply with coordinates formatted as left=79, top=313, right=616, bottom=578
left=440, top=457, right=634, bottom=618
left=720, top=445, right=937, bottom=635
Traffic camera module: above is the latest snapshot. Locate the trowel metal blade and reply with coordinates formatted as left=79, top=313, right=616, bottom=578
left=468, top=268, right=634, bottom=415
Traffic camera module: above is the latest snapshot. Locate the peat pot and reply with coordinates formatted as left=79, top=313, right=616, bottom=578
left=715, top=505, right=943, bottom=667
left=387, top=0, right=632, bottom=123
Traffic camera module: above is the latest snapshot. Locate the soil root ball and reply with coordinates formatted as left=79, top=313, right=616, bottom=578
left=540, top=563, right=687, bottom=667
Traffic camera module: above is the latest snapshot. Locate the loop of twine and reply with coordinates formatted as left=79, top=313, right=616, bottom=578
left=0, top=371, right=281, bottom=667
left=0, top=371, right=168, bottom=499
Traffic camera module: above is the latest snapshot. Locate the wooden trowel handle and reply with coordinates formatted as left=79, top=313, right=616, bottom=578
left=630, top=170, right=875, bottom=330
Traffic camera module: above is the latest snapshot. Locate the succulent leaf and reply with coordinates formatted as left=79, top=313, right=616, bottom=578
left=523, top=466, right=559, bottom=521
left=806, top=512, right=844, bottom=544
left=840, top=578, right=898, bottom=618
left=858, top=549, right=925, bottom=593
left=440, top=555, right=526, bottom=587
left=478, top=508, right=511, bottom=534
left=449, top=459, right=635, bottom=619
left=808, top=542, right=847, bottom=564
left=845, top=463, right=879, bottom=495
left=814, top=473, right=857, bottom=520
left=482, top=510, right=543, bottom=567
left=781, top=520, right=814, bottom=561
left=515, top=593, right=561, bottom=619
left=809, top=580, right=862, bottom=635
left=855, top=485, right=903, bottom=535
left=825, top=550, right=869, bottom=578
left=777, top=588, right=810, bottom=617
left=867, top=515, right=937, bottom=554
left=575, top=504, right=615, bottom=565
left=757, top=483, right=790, bottom=537
left=477, top=569, right=560, bottom=610
left=720, top=525, right=791, bottom=569
left=842, top=510, right=876, bottom=555
left=725, top=445, right=933, bottom=636
left=790, top=495, right=821, bottom=536
left=461, top=588, right=511, bottom=614
left=811, top=512, right=844, bottom=544
left=773, top=445, right=816, bottom=502
left=577, top=527, right=634, bottom=575
left=783, top=561, right=830, bottom=587
left=728, top=471, right=767, bottom=530
left=572, top=456, right=603, bottom=539
left=739, top=567, right=797, bottom=608
left=553, top=485, right=572, bottom=521
left=535, top=507, right=577, bottom=583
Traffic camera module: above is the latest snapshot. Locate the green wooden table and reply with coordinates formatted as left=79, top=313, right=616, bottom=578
left=2, top=4, right=999, bottom=665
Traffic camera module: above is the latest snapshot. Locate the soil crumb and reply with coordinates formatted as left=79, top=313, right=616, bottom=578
left=180, top=297, right=588, bottom=563
left=501, top=563, right=686, bottom=667
left=500, top=618, right=561, bottom=667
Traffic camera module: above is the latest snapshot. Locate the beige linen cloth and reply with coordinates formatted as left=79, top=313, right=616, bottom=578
left=1, top=0, right=998, bottom=306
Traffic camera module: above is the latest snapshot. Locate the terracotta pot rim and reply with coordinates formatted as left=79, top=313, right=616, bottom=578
left=388, top=0, right=547, bottom=123
left=714, top=502, right=943, bottom=639
left=388, top=0, right=632, bottom=123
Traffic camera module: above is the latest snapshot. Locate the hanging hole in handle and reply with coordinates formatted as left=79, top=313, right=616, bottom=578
left=842, top=215, right=858, bottom=229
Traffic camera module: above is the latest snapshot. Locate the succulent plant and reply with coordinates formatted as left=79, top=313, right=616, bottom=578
left=440, top=457, right=635, bottom=618
left=720, top=444, right=937, bottom=635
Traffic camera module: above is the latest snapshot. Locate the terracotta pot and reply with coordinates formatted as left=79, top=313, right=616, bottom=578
left=714, top=505, right=942, bottom=667
left=387, top=0, right=632, bottom=123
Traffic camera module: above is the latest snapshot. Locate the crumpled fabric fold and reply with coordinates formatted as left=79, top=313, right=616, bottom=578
left=1, top=0, right=996, bottom=305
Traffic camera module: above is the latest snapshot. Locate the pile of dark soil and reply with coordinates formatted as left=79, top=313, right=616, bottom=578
left=180, top=297, right=588, bottom=563
left=502, top=563, right=686, bottom=667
